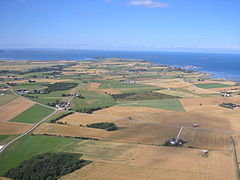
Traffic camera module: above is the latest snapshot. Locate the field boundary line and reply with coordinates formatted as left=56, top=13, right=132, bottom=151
left=6, top=83, right=57, bottom=110
left=0, top=110, right=58, bottom=154
left=231, top=136, right=240, bottom=180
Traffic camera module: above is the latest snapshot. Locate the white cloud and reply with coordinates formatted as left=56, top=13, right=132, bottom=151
left=127, top=0, right=168, bottom=8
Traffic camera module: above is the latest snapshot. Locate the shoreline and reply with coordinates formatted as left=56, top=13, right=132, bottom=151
left=0, top=57, right=239, bottom=83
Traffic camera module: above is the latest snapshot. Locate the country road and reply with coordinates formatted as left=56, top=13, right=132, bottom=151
left=0, top=110, right=58, bottom=153
left=1, top=83, right=240, bottom=154
left=0, top=84, right=59, bottom=154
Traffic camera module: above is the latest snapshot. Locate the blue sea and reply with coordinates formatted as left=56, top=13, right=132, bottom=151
left=0, top=49, right=240, bottom=81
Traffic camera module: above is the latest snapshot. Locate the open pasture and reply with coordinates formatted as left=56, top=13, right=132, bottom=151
left=0, top=135, right=17, bottom=145
left=118, top=99, right=185, bottom=111
left=71, top=89, right=116, bottom=111
left=0, top=98, right=35, bottom=122
left=10, top=104, right=54, bottom=123
left=194, top=83, right=233, bottom=89
left=62, top=143, right=236, bottom=180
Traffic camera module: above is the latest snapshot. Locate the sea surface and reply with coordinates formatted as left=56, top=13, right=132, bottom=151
left=0, top=49, right=240, bottom=81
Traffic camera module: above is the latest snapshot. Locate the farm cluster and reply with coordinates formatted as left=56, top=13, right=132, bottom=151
left=0, top=58, right=240, bottom=179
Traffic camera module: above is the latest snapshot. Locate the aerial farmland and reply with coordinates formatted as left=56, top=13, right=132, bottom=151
left=0, top=58, right=240, bottom=179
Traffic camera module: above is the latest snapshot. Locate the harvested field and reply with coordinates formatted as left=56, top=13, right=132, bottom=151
left=58, top=113, right=123, bottom=126
left=0, top=122, right=33, bottom=135
left=0, top=94, right=17, bottom=106
left=0, top=98, right=35, bottom=122
left=155, top=89, right=200, bottom=98
left=180, top=97, right=240, bottom=112
left=138, top=79, right=191, bottom=88
left=181, top=128, right=231, bottom=150
left=34, top=121, right=178, bottom=145
left=61, top=143, right=236, bottom=180
left=34, top=123, right=111, bottom=140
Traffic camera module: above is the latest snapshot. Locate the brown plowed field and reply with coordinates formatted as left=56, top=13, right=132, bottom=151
left=0, top=97, right=35, bottom=122
left=0, top=122, right=33, bottom=135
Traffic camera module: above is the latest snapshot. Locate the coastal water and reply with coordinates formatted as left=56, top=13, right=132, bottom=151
left=0, top=49, right=240, bottom=81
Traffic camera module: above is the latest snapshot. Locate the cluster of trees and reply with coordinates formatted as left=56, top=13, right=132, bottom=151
left=87, top=122, right=118, bottom=131
left=6, top=82, right=17, bottom=86
left=4, top=153, right=90, bottom=180
left=76, top=106, right=108, bottom=114
left=50, top=112, right=73, bottom=123
left=43, top=71, right=61, bottom=76
left=44, top=82, right=78, bottom=93
left=40, top=133, right=99, bottom=140
left=21, top=94, right=38, bottom=99
left=47, top=100, right=61, bottom=107
left=111, top=93, right=135, bottom=100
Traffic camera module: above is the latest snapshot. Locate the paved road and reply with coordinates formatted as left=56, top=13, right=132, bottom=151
left=1, top=83, right=239, bottom=155
left=0, top=109, right=58, bottom=153
left=0, top=84, right=59, bottom=154
left=6, top=84, right=57, bottom=110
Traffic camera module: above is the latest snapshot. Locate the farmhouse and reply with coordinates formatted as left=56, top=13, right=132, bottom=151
left=16, top=89, right=30, bottom=94
left=221, top=92, right=232, bottom=97
left=165, top=137, right=187, bottom=147
left=121, top=80, right=135, bottom=84
left=56, top=102, right=69, bottom=110
left=201, top=149, right=209, bottom=157
left=219, top=103, right=240, bottom=109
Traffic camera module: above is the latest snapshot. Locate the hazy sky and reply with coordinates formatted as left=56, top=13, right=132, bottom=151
left=0, top=0, right=239, bottom=52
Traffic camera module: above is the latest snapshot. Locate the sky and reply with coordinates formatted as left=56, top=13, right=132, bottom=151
left=0, top=0, right=240, bottom=53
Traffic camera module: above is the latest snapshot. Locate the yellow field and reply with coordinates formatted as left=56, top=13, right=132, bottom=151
left=0, top=122, right=33, bottom=135
left=0, top=97, right=35, bottom=122
left=61, top=142, right=236, bottom=180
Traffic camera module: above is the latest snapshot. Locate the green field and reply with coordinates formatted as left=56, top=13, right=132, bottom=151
left=99, top=80, right=157, bottom=89
left=45, top=110, right=70, bottom=123
left=0, top=135, right=17, bottom=145
left=118, top=99, right=185, bottom=112
left=194, top=83, right=233, bottom=89
left=112, top=92, right=179, bottom=101
left=10, top=104, right=54, bottom=123
left=71, top=90, right=116, bottom=110
left=0, top=135, right=77, bottom=176
left=29, top=90, right=70, bottom=105
left=0, top=94, right=17, bottom=106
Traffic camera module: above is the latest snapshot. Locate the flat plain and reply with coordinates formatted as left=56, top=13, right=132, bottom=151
left=0, top=58, right=239, bottom=179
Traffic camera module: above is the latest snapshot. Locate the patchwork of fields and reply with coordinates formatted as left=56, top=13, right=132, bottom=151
left=0, top=59, right=240, bottom=180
